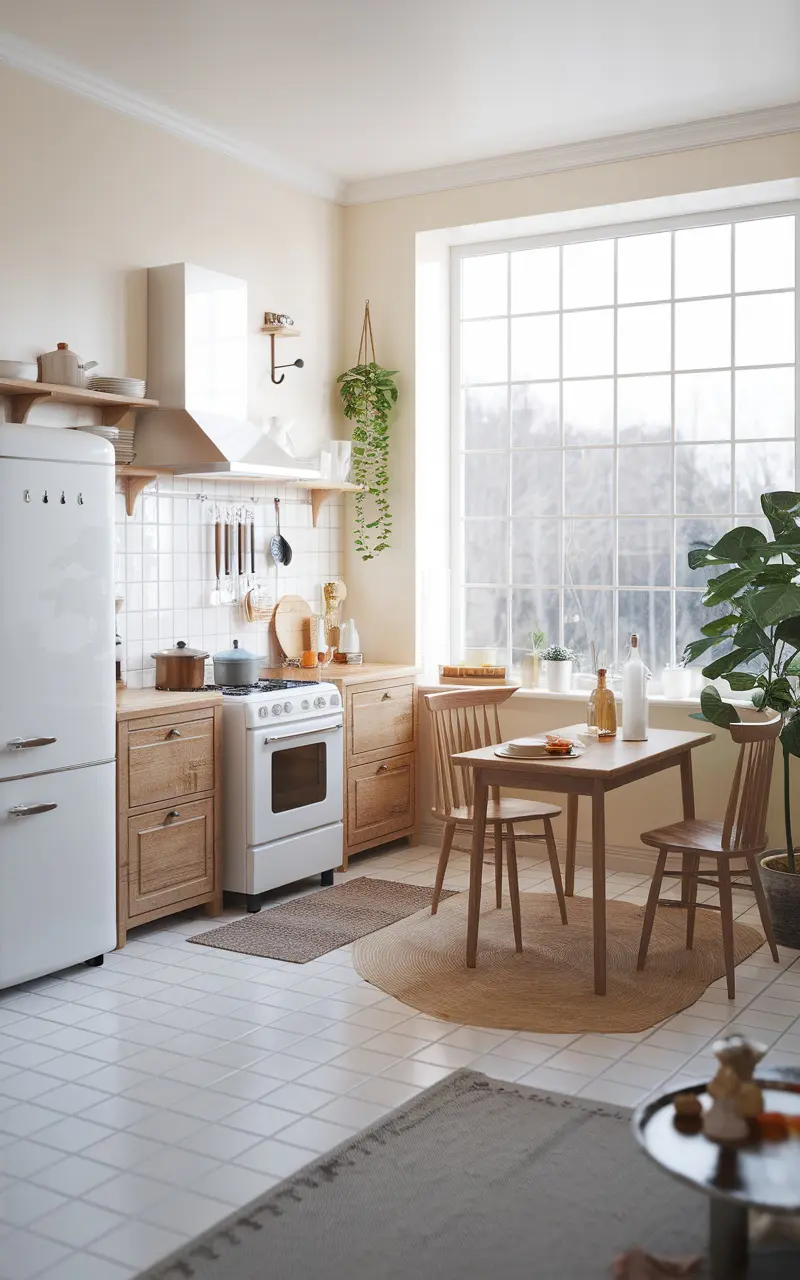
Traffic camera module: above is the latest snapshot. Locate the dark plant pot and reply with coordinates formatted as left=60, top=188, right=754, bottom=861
left=760, top=853, right=800, bottom=950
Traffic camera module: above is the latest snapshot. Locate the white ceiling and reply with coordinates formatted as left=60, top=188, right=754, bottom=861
left=0, top=0, right=798, bottom=201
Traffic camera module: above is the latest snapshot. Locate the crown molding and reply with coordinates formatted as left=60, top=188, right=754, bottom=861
left=0, top=31, right=342, bottom=202
left=342, top=101, right=800, bottom=205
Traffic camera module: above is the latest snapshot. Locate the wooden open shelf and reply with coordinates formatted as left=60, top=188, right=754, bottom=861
left=114, top=465, right=165, bottom=516
left=0, top=376, right=158, bottom=425
left=289, top=479, right=365, bottom=527
left=260, top=325, right=301, bottom=337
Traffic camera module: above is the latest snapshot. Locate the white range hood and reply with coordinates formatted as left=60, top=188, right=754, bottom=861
left=133, top=263, right=319, bottom=480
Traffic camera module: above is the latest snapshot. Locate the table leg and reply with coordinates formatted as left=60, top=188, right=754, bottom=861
left=466, top=769, right=489, bottom=969
left=591, top=780, right=607, bottom=996
left=565, top=794, right=578, bottom=897
left=709, top=1198, right=748, bottom=1280
left=680, top=753, right=696, bottom=907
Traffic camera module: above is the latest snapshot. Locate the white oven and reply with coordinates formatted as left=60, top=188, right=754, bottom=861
left=248, top=713, right=343, bottom=845
left=221, top=680, right=344, bottom=910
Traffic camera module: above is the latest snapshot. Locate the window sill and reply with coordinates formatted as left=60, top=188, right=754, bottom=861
left=418, top=676, right=755, bottom=713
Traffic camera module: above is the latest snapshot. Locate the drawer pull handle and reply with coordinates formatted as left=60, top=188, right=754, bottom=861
left=165, top=810, right=180, bottom=821
left=8, top=736, right=57, bottom=750
left=9, top=802, right=58, bottom=817
left=381, top=693, right=391, bottom=701
left=167, top=729, right=182, bottom=739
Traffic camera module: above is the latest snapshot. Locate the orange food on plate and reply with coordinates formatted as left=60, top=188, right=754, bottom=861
left=545, top=734, right=575, bottom=755
left=756, top=1112, right=790, bottom=1140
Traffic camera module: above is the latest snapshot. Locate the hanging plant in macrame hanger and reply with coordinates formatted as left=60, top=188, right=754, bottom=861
left=337, top=301, right=398, bottom=561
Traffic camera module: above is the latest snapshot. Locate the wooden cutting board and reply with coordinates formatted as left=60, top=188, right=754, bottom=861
left=274, top=594, right=312, bottom=660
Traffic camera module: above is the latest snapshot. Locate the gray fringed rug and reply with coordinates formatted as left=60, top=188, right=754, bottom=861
left=137, top=1070, right=739, bottom=1280
left=188, top=878, right=457, bottom=963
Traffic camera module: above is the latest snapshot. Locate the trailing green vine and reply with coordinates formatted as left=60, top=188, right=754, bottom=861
left=337, top=302, right=398, bottom=561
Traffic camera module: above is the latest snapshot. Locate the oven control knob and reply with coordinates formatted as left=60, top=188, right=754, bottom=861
left=330, top=693, right=340, bottom=706
left=271, top=703, right=283, bottom=716
left=283, top=701, right=292, bottom=714
left=314, top=696, right=326, bottom=709
left=301, top=699, right=310, bottom=711
left=258, top=705, right=269, bottom=719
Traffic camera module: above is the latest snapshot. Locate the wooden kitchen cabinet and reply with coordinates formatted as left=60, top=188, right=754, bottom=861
left=327, top=666, right=419, bottom=869
left=116, top=690, right=222, bottom=947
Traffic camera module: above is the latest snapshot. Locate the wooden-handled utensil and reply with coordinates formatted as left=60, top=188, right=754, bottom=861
left=211, top=509, right=222, bottom=606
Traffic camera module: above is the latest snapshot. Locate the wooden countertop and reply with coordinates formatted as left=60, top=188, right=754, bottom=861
left=116, top=687, right=223, bottom=721
left=263, top=663, right=419, bottom=686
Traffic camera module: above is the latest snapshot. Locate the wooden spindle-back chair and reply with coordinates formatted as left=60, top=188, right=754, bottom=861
left=423, top=687, right=567, bottom=952
left=637, top=714, right=781, bottom=998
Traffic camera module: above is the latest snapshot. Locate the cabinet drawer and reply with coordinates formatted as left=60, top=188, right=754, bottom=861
left=127, top=799, right=214, bottom=918
left=347, top=753, right=415, bottom=847
left=127, top=716, right=214, bottom=808
left=349, top=683, right=415, bottom=758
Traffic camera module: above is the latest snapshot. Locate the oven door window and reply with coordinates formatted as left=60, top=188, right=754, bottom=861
left=271, top=741, right=327, bottom=813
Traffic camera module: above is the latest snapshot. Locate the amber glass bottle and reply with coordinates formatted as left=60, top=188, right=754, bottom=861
left=587, top=668, right=617, bottom=738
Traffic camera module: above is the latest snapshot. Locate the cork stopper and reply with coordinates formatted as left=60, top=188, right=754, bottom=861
left=630, top=634, right=639, bottom=648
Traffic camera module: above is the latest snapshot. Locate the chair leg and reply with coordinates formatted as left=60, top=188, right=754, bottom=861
left=505, top=825, right=523, bottom=954
left=543, top=818, right=568, bottom=925
left=431, top=821, right=456, bottom=915
left=745, top=854, right=780, bottom=964
left=493, top=822, right=504, bottom=909
left=717, top=862, right=737, bottom=1000
left=685, top=854, right=700, bottom=950
left=637, top=848, right=669, bottom=971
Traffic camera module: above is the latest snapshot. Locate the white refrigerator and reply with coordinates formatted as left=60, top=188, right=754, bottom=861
left=0, top=424, right=117, bottom=989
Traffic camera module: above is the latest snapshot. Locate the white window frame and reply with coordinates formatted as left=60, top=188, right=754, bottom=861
left=450, top=199, right=800, bottom=679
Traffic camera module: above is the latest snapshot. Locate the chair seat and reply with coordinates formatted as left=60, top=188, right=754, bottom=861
left=641, top=818, right=766, bottom=857
left=442, top=797, right=561, bottom=825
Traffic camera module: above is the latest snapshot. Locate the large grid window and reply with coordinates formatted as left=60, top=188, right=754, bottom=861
left=452, top=209, right=798, bottom=681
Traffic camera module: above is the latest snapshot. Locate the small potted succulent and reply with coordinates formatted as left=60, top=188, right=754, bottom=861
left=520, top=629, right=547, bottom=689
left=541, top=644, right=576, bottom=694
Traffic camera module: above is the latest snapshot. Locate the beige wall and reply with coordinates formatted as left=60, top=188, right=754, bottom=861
left=341, top=132, right=800, bottom=663
left=0, top=66, right=342, bottom=454
left=342, top=132, right=800, bottom=843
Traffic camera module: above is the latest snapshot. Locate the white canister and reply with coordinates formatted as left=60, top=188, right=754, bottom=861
left=544, top=660, right=573, bottom=693
left=331, top=441, right=352, bottom=482
left=38, top=343, right=98, bottom=387
left=662, top=665, right=693, bottom=700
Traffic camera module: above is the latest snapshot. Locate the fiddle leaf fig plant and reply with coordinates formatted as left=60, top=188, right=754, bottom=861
left=684, top=490, right=800, bottom=873
left=337, top=302, right=398, bottom=561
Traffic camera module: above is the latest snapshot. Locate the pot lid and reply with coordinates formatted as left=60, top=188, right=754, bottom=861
left=151, top=640, right=209, bottom=659
left=213, top=639, right=259, bottom=663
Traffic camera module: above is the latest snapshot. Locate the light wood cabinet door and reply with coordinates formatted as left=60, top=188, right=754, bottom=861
left=349, top=683, right=415, bottom=759
left=127, top=799, right=214, bottom=918
left=127, top=716, right=215, bottom=809
left=347, top=753, right=415, bottom=847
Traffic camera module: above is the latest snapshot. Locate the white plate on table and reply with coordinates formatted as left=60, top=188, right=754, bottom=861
left=494, top=741, right=586, bottom=760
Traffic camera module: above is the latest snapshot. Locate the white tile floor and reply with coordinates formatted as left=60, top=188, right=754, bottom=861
left=1, top=843, right=800, bottom=1279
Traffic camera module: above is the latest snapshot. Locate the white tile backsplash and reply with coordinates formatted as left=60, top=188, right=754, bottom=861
left=114, top=479, right=345, bottom=688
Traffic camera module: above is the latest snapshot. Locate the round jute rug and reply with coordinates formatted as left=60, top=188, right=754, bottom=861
left=353, top=893, right=764, bottom=1034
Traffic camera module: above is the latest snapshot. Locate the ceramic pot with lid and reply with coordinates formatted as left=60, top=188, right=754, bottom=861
left=213, top=639, right=262, bottom=687
left=151, top=641, right=208, bottom=691
left=37, top=344, right=98, bottom=388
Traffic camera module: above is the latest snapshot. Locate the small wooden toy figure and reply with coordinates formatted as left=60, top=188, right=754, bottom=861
left=703, top=1035, right=767, bottom=1143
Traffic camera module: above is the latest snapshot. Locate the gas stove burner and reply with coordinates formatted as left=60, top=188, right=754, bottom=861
left=203, top=678, right=321, bottom=697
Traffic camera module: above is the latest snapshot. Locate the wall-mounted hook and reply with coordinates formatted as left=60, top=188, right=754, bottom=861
left=77, top=493, right=84, bottom=505
left=268, top=332, right=304, bottom=385
left=60, top=491, right=66, bottom=505
left=23, top=490, right=31, bottom=503
left=42, top=490, right=48, bottom=504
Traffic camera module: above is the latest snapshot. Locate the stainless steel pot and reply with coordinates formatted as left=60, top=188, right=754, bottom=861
left=213, top=639, right=262, bottom=687
left=152, top=641, right=208, bottom=691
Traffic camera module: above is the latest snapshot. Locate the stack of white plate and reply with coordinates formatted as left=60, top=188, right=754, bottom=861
left=87, top=375, right=147, bottom=398
left=497, top=737, right=549, bottom=758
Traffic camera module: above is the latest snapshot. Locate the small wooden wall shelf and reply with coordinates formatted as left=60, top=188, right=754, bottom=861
left=115, top=466, right=164, bottom=516
left=259, top=325, right=301, bottom=337
left=0, top=376, right=158, bottom=425
left=289, top=480, right=365, bottom=527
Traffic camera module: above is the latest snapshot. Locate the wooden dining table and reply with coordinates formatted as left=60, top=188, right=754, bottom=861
left=452, top=724, right=715, bottom=995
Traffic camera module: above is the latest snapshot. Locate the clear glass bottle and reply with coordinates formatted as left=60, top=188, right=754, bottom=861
left=621, top=633, right=649, bottom=741
left=587, top=668, right=617, bottom=738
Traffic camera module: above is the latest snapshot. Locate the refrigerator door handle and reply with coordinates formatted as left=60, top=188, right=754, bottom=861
left=7, top=737, right=58, bottom=750
left=9, top=803, right=59, bottom=817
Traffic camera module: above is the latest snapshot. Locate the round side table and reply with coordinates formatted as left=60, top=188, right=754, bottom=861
left=633, top=1071, right=800, bottom=1279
